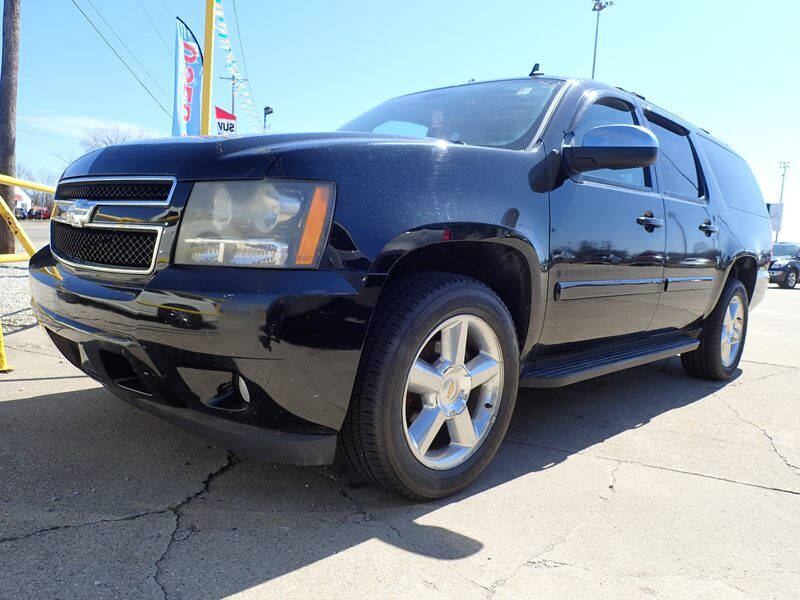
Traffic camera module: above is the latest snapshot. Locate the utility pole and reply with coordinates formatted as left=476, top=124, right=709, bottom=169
left=200, top=0, right=215, bottom=135
left=775, top=161, right=790, bottom=242
left=0, top=0, right=20, bottom=254
left=220, top=74, right=247, bottom=116
left=591, top=0, right=613, bottom=79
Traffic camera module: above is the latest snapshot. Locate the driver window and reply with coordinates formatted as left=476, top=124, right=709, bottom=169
left=574, top=99, right=649, bottom=188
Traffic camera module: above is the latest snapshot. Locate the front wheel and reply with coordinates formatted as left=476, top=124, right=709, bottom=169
left=779, top=269, right=798, bottom=289
left=681, top=278, right=749, bottom=381
left=339, top=272, right=519, bottom=500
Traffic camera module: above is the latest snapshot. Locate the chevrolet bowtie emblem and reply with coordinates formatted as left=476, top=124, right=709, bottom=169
left=55, top=200, right=95, bottom=228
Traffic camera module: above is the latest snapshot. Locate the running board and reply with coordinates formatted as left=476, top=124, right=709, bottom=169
left=519, top=335, right=700, bottom=388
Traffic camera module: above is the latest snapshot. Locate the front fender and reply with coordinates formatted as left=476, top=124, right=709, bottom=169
left=369, top=222, right=546, bottom=357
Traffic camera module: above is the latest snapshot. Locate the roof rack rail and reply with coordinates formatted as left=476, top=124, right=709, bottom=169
left=615, top=86, right=646, bottom=101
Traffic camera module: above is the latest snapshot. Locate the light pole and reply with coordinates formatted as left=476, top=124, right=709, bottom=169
left=591, top=0, right=613, bottom=79
left=263, top=106, right=274, bottom=133
left=775, top=161, right=790, bottom=242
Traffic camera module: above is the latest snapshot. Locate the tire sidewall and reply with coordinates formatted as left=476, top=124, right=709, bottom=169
left=378, top=283, right=519, bottom=498
left=787, top=270, right=798, bottom=289
left=708, top=280, right=749, bottom=377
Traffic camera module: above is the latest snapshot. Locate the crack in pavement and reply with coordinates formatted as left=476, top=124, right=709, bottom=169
left=300, top=466, right=497, bottom=597
left=485, top=462, right=618, bottom=598
left=1, top=451, right=238, bottom=600
left=0, top=509, right=165, bottom=545
left=715, top=395, right=800, bottom=477
left=504, top=438, right=800, bottom=496
left=740, top=359, right=800, bottom=370
left=152, top=451, right=237, bottom=600
left=1, top=344, right=62, bottom=359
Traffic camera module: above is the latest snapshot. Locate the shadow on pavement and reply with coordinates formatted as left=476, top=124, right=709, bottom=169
left=0, top=355, right=736, bottom=597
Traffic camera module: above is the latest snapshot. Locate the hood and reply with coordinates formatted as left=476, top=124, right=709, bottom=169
left=61, top=131, right=427, bottom=182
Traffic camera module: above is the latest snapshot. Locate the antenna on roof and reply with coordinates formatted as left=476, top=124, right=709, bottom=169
left=529, top=63, right=543, bottom=77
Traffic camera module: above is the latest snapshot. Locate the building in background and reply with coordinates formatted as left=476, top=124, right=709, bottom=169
left=13, top=187, right=31, bottom=212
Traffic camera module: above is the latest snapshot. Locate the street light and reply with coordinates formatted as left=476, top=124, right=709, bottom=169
left=591, top=0, right=614, bottom=79
left=775, top=161, right=790, bottom=242
left=263, top=106, right=274, bottom=133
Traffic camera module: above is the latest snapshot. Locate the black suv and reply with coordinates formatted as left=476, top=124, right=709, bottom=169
left=769, top=242, right=800, bottom=288
left=30, top=77, right=772, bottom=499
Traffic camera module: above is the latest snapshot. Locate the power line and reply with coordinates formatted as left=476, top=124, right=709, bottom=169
left=16, top=127, right=81, bottom=142
left=134, top=0, right=173, bottom=58
left=231, top=0, right=250, bottom=83
left=157, top=0, right=173, bottom=17
left=68, top=0, right=172, bottom=119
left=83, top=0, right=171, bottom=104
left=184, top=0, right=203, bottom=30
left=231, top=0, right=258, bottom=123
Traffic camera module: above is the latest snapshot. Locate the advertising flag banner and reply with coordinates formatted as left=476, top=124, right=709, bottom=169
left=172, top=18, right=203, bottom=136
left=216, top=106, right=236, bottom=135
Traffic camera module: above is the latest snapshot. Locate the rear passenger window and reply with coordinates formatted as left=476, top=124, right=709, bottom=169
left=574, top=99, right=649, bottom=188
left=698, top=137, right=768, bottom=217
left=645, top=112, right=702, bottom=198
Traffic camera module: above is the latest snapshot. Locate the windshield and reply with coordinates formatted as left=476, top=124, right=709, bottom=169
left=338, top=79, right=563, bottom=150
left=773, top=243, right=799, bottom=258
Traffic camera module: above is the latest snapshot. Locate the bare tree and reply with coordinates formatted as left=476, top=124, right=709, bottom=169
left=52, top=126, right=151, bottom=168
left=80, top=127, right=148, bottom=153
left=0, top=0, right=20, bottom=254
left=17, top=165, right=57, bottom=211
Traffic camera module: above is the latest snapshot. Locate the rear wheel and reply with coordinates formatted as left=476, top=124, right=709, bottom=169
left=339, top=272, right=519, bottom=500
left=779, top=269, right=798, bottom=289
left=681, top=278, right=748, bottom=381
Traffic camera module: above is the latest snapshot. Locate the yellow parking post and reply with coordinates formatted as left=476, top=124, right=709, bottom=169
left=0, top=324, right=12, bottom=372
left=0, top=174, right=57, bottom=372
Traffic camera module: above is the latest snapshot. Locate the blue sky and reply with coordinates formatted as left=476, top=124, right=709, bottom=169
left=7, top=0, right=800, bottom=239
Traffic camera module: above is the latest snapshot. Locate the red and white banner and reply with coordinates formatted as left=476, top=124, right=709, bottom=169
left=216, top=106, right=237, bottom=135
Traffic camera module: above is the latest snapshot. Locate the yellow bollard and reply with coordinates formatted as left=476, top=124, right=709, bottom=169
left=0, top=323, right=13, bottom=373
left=0, top=173, right=57, bottom=372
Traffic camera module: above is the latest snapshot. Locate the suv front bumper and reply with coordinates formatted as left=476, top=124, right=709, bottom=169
left=29, top=248, right=381, bottom=465
left=769, top=269, right=788, bottom=284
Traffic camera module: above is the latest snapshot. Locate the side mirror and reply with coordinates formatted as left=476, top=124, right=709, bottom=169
left=563, top=124, right=659, bottom=173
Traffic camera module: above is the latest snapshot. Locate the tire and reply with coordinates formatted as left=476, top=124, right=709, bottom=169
left=339, top=272, right=519, bottom=500
left=779, top=269, right=798, bottom=289
left=680, top=278, right=748, bottom=381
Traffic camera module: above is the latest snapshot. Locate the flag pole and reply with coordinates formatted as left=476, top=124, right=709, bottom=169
left=200, top=0, right=215, bottom=135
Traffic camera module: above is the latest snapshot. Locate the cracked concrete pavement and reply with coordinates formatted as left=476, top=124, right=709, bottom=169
left=1, top=287, right=798, bottom=599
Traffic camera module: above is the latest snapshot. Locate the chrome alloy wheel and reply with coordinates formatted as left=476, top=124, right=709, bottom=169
left=402, top=314, right=504, bottom=470
left=720, top=295, right=745, bottom=368
left=787, top=271, right=798, bottom=288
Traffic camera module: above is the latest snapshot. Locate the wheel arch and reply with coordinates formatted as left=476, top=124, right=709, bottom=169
left=369, top=224, right=545, bottom=357
left=725, top=254, right=758, bottom=301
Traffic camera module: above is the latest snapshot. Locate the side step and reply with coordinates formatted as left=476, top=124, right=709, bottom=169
left=519, top=335, right=700, bottom=388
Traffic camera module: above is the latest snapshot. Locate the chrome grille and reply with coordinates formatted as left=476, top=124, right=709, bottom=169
left=55, top=179, right=173, bottom=202
left=51, top=221, right=158, bottom=270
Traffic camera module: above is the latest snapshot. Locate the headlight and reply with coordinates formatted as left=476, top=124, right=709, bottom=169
left=174, top=179, right=335, bottom=268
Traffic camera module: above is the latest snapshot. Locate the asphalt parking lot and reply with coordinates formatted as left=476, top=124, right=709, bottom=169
left=1, top=265, right=798, bottom=598
left=14, top=219, right=50, bottom=250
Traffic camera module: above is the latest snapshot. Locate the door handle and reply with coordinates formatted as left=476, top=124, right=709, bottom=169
left=699, top=222, right=718, bottom=236
left=636, top=213, right=664, bottom=232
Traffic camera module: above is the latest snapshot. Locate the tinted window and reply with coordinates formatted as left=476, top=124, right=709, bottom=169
left=574, top=100, right=647, bottom=188
left=646, top=115, right=701, bottom=197
left=773, top=243, right=800, bottom=257
left=339, top=79, right=563, bottom=150
left=699, top=137, right=768, bottom=217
